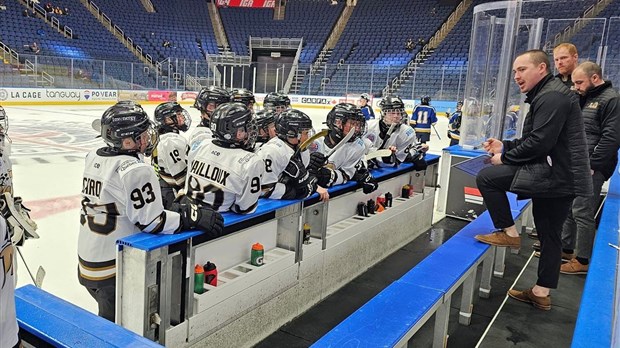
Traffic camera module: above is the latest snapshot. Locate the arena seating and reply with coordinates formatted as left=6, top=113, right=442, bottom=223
left=219, top=0, right=343, bottom=64
left=396, top=0, right=600, bottom=100
left=300, top=0, right=456, bottom=95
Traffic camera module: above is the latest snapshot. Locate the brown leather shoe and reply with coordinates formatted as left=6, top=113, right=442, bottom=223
left=533, top=251, right=575, bottom=262
left=560, top=258, right=588, bottom=275
left=475, top=230, right=520, bottom=248
left=508, top=288, right=551, bottom=310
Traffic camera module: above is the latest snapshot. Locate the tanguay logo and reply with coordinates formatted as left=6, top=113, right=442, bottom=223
left=0, top=89, right=7, bottom=101
left=45, top=89, right=81, bottom=101
left=83, top=90, right=91, bottom=100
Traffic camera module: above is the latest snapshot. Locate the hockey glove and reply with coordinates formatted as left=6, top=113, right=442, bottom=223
left=174, top=196, right=224, bottom=239
left=361, top=174, right=379, bottom=194
left=296, top=175, right=318, bottom=199
left=283, top=158, right=309, bottom=183
left=308, top=152, right=328, bottom=173
left=315, top=167, right=337, bottom=188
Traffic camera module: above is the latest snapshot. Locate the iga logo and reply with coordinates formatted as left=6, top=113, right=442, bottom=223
left=0, top=89, right=7, bottom=101
left=83, top=90, right=91, bottom=100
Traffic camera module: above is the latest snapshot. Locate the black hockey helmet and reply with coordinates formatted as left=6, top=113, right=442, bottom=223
left=0, top=106, right=8, bottom=135
left=263, top=92, right=291, bottom=113
left=210, top=102, right=257, bottom=150
left=379, top=95, right=407, bottom=126
left=254, top=109, right=277, bottom=143
left=194, top=86, right=231, bottom=125
left=154, top=102, right=191, bottom=133
left=421, top=95, right=431, bottom=105
left=231, top=88, right=256, bottom=108
left=276, top=109, right=313, bottom=141
left=326, top=103, right=366, bottom=143
left=100, top=101, right=158, bottom=156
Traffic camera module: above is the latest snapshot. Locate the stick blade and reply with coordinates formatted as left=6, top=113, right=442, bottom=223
left=35, top=266, right=45, bottom=288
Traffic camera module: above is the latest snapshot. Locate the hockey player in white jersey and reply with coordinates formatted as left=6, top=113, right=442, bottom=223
left=258, top=109, right=318, bottom=200
left=263, top=92, right=291, bottom=115
left=152, top=102, right=191, bottom=209
left=231, top=88, right=256, bottom=111
left=0, top=106, right=38, bottom=246
left=186, top=103, right=264, bottom=214
left=365, top=95, right=429, bottom=168
left=308, top=103, right=378, bottom=194
left=253, top=109, right=277, bottom=150
left=188, top=86, right=230, bottom=150
left=80, top=102, right=223, bottom=321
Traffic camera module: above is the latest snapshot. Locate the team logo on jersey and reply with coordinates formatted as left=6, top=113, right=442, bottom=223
left=366, top=133, right=376, bottom=143
left=309, top=142, right=319, bottom=153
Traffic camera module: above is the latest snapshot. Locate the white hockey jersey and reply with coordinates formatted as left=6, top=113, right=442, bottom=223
left=0, top=218, right=18, bottom=348
left=78, top=149, right=181, bottom=288
left=0, top=137, right=13, bottom=193
left=365, top=120, right=417, bottom=165
left=309, top=136, right=366, bottom=186
left=188, top=125, right=213, bottom=152
left=153, top=132, right=189, bottom=190
left=186, top=142, right=264, bottom=214
left=257, top=137, right=310, bottom=199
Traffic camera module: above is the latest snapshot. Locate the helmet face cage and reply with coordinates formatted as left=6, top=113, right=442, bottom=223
left=155, top=102, right=191, bottom=132
left=101, top=103, right=159, bottom=155
left=327, top=103, right=366, bottom=142
left=255, top=110, right=276, bottom=143
left=194, top=86, right=231, bottom=114
left=263, top=93, right=291, bottom=113
left=379, top=96, right=407, bottom=125
left=211, top=103, right=256, bottom=150
left=0, top=106, right=8, bottom=134
left=231, top=88, right=256, bottom=109
left=276, top=109, right=313, bottom=141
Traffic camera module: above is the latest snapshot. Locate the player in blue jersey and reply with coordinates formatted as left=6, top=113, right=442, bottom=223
left=448, top=101, right=463, bottom=146
left=410, top=95, right=437, bottom=143
left=359, top=93, right=375, bottom=120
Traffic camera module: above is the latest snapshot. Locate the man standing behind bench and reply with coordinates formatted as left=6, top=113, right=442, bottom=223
left=474, top=50, right=591, bottom=310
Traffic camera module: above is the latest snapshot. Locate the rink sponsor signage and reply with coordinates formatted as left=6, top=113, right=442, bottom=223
left=215, top=0, right=275, bottom=8
left=119, top=90, right=149, bottom=101
left=0, top=88, right=117, bottom=103
left=148, top=91, right=177, bottom=102
left=179, top=91, right=198, bottom=101
left=301, top=97, right=331, bottom=105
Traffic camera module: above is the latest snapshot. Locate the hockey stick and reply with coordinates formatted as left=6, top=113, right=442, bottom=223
left=326, top=128, right=355, bottom=159
left=431, top=124, right=442, bottom=140
left=16, top=246, right=45, bottom=288
left=365, top=149, right=393, bottom=161
left=298, top=129, right=328, bottom=153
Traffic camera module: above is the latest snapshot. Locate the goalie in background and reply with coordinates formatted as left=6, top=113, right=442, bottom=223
left=258, top=109, right=321, bottom=200
left=0, top=106, right=38, bottom=246
left=364, top=96, right=429, bottom=170
left=308, top=103, right=378, bottom=195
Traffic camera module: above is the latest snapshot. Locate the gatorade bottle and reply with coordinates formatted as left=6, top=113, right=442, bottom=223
left=194, top=264, right=205, bottom=294
left=251, top=243, right=264, bottom=266
left=303, top=223, right=311, bottom=244
left=204, top=262, right=218, bottom=287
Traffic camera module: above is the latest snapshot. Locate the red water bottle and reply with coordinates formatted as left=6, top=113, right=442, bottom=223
left=203, top=262, right=218, bottom=287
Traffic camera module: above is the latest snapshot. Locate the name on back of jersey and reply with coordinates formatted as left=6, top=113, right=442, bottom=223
left=83, top=177, right=102, bottom=197
left=190, top=160, right=230, bottom=186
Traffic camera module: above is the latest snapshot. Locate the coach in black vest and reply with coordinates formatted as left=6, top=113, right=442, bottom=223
left=560, top=61, right=620, bottom=275
left=473, top=50, right=592, bottom=310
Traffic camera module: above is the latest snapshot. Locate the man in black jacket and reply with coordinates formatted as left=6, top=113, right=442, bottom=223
left=474, top=50, right=592, bottom=310
left=560, top=61, right=620, bottom=275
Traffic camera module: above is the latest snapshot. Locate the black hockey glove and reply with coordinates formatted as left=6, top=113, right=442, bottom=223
left=361, top=174, right=379, bottom=194
left=283, top=158, right=308, bottom=183
left=404, top=144, right=427, bottom=170
left=308, top=152, right=327, bottom=173
left=173, top=196, right=224, bottom=239
left=295, top=175, right=318, bottom=199
left=381, top=153, right=397, bottom=165
left=315, top=167, right=337, bottom=187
